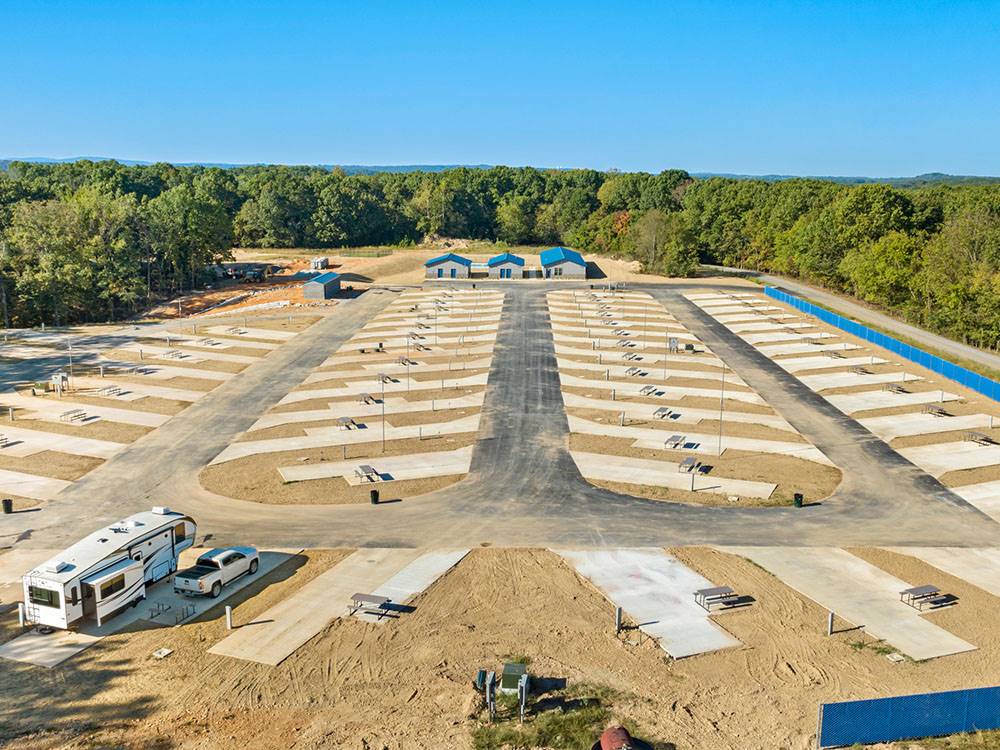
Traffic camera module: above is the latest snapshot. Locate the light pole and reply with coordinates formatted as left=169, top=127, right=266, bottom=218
left=718, top=363, right=726, bottom=457
left=380, top=375, right=386, bottom=453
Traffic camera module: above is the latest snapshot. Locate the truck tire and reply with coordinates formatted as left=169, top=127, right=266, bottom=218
left=249, top=559, right=259, bottom=574
left=211, top=581, right=222, bottom=598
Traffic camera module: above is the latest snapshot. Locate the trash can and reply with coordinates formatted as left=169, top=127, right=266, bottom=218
left=2, top=498, right=12, bottom=514
left=370, top=489, right=379, bottom=505
left=793, top=493, right=804, bottom=508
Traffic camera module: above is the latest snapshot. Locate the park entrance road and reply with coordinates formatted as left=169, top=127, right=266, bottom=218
left=8, top=284, right=1000, bottom=552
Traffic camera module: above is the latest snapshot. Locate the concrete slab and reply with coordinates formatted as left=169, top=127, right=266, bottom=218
left=208, top=548, right=424, bottom=665
left=248, top=393, right=486, bottom=431
left=278, top=446, right=473, bottom=484
left=306, top=357, right=492, bottom=381
left=726, top=321, right=816, bottom=333
left=952, top=481, right=1000, bottom=521
left=799, top=371, right=920, bottom=392
left=0, top=392, right=169, bottom=428
left=757, top=342, right=861, bottom=357
left=557, top=373, right=766, bottom=406
left=825, top=389, right=963, bottom=415
left=0, top=424, right=125, bottom=459
left=552, top=343, right=724, bottom=368
left=68, top=377, right=208, bottom=403
left=355, top=549, right=470, bottom=623
left=140, top=330, right=279, bottom=351
left=560, top=392, right=795, bottom=432
left=714, top=313, right=798, bottom=324
left=555, top=357, right=745, bottom=386
left=121, top=343, right=259, bottom=364
left=775, top=355, right=889, bottom=373
left=346, top=331, right=497, bottom=349
left=0, top=548, right=61, bottom=586
left=568, top=415, right=832, bottom=464
left=721, top=546, right=976, bottom=661
left=0, top=549, right=297, bottom=667
left=0, top=469, right=71, bottom=500
left=205, top=325, right=297, bottom=341
left=324, top=344, right=495, bottom=366
left=556, top=548, right=741, bottom=658
left=571, top=451, right=776, bottom=498
left=742, top=331, right=837, bottom=345
left=899, top=441, right=1000, bottom=477
left=886, top=547, right=1000, bottom=598
left=278, top=372, right=489, bottom=404
left=212, top=413, right=480, bottom=464
left=858, top=413, right=994, bottom=441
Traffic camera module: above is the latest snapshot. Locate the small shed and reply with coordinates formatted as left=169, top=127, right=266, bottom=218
left=303, top=271, right=341, bottom=299
left=540, top=246, right=587, bottom=279
left=487, top=252, right=525, bottom=279
left=310, top=256, right=329, bottom=270
left=424, top=253, right=472, bottom=279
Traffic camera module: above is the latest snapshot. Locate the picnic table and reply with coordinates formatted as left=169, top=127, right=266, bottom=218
left=350, top=593, right=393, bottom=618
left=964, top=431, right=993, bottom=445
left=694, top=586, right=737, bottom=611
left=900, top=584, right=939, bottom=608
left=678, top=456, right=700, bottom=473
left=354, top=465, right=380, bottom=483
left=60, top=408, right=86, bottom=422
left=665, top=434, right=686, bottom=450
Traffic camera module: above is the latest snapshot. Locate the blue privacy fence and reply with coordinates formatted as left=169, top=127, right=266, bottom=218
left=764, top=286, right=1000, bottom=402
left=818, top=686, right=1000, bottom=747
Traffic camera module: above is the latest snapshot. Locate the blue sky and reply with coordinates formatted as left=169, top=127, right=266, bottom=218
left=2, top=1, right=998, bottom=175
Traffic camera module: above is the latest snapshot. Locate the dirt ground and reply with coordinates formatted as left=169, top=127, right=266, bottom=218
left=5, top=546, right=1000, bottom=750
left=0, top=449, right=103, bottom=482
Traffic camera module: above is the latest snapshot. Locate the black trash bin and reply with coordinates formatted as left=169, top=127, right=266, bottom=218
left=2, top=498, right=12, bottom=514
left=370, top=489, right=379, bottom=505
left=793, top=493, right=804, bottom=508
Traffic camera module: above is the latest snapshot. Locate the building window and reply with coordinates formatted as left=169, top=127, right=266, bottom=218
left=553, top=266, right=563, bottom=277
left=100, top=574, right=126, bottom=599
left=28, top=586, right=60, bottom=608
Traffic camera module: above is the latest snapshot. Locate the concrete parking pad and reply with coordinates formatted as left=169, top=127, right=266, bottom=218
left=825, top=389, right=963, bottom=414
left=556, top=548, right=741, bottom=658
left=0, top=548, right=61, bottom=586
left=355, top=548, right=470, bottom=623
left=571, top=451, right=777, bottom=498
left=0, top=629, right=102, bottom=669
left=557, top=373, right=766, bottom=405
left=799, top=371, right=919, bottom=392
left=742, top=331, right=837, bottom=345
left=209, top=548, right=424, bottom=665
left=952, top=481, right=1000, bottom=520
left=248, top=394, right=485, bottom=431
left=0, top=391, right=168, bottom=428
left=0, top=424, right=125, bottom=459
left=775, top=355, right=889, bottom=373
left=859, top=413, right=993, bottom=441
left=278, top=372, right=488, bottom=404
left=899, top=441, right=1000, bottom=477
left=205, top=325, right=297, bottom=341
left=757, top=342, right=861, bottom=357
left=886, top=547, right=1000, bottom=598
left=0, top=469, right=71, bottom=500
left=278, top=446, right=474, bottom=483
left=722, top=546, right=976, bottom=661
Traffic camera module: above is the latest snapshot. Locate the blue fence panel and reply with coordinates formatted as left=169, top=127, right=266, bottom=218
left=818, top=686, right=1000, bottom=747
left=764, top=286, right=1000, bottom=404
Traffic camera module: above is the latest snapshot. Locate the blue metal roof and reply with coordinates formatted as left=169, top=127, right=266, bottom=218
left=424, top=252, right=473, bottom=267
left=487, top=252, right=525, bottom=268
left=539, top=246, right=585, bottom=267
left=307, top=271, right=340, bottom=284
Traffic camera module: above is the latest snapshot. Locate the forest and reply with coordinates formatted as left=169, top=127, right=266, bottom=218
left=0, top=160, right=998, bottom=351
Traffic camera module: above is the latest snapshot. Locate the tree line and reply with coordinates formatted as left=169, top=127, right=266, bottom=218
left=1, top=160, right=998, bottom=351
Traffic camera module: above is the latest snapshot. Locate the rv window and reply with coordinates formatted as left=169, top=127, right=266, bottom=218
left=174, top=523, right=186, bottom=544
left=28, top=586, right=60, bottom=608
left=100, top=574, right=126, bottom=599
left=132, top=550, right=143, bottom=561
left=70, top=586, right=78, bottom=605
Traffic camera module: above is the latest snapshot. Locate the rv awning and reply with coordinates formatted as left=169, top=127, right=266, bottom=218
left=82, top=557, right=141, bottom=587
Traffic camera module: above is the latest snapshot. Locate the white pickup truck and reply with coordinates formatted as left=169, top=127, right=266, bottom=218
left=173, top=547, right=259, bottom=598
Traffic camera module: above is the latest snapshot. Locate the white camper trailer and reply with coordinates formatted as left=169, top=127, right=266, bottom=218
left=22, top=507, right=196, bottom=629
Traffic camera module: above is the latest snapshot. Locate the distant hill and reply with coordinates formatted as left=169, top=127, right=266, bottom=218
left=692, top=171, right=1000, bottom=187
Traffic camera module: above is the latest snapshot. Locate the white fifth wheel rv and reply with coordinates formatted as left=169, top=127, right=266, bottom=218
left=22, top=507, right=196, bottom=629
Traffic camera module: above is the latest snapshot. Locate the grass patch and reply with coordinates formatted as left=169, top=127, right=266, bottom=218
left=883, top=730, right=1000, bottom=748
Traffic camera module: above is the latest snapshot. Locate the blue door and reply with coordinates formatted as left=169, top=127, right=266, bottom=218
left=450, top=268, right=457, bottom=278
left=437, top=268, right=443, bottom=278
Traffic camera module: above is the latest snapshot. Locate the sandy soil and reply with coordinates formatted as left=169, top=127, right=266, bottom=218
left=105, top=349, right=247, bottom=374
left=566, top=407, right=804, bottom=443
left=6, top=546, right=998, bottom=750
left=243, top=407, right=478, bottom=441
left=0, top=449, right=103, bottom=481
left=199, top=434, right=476, bottom=505
left=268, top=387, right=486, bottom=415
left=2, top=415, right=150, bottom=444
left=569, top=434, right=840, bottom=505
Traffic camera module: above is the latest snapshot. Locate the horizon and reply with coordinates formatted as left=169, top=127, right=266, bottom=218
left=3, top=1, right=999, bottom=175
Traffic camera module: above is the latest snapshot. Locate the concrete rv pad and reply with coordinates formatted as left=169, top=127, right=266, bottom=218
left=899, top=441, right=1000, bottom=477
left=952, top=481, right=1000, bottom=520
left=355, top=548, right=470, bottom=623
left=205, top=325, right=297, bottom=341
left=886, top=547, right=1000, bottom=598
left=858, top=413, right=994, bottom=441
left=0, top=391, right=169, bottom=428
left=721, top=546, right=976, bottom=661
left=798, top=371, right=919, bottom=392
left=775, top=355, right=889, bottom=373
left=0, top=468, right=71, bottom=500
left=209, top=548, right=425, bottom=665
left=825, top=389, right=963, bottom=414
left=277, top=446, right=474, bottom=484
left=248, top=393, right=485, bottom=431
left=556, top=548, right=742, bottom=659
left=571, top=451, right=777, bottom=498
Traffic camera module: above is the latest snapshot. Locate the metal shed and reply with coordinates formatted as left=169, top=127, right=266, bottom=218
left=424, top=252, right=472, bottom=279
left=487, top=252, right=525, bottom=279
left=303, top=271, right=341, bottom=299
left=540, top=246, right=587, bottom=279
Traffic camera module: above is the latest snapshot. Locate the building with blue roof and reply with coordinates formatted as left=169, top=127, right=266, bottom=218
left=539, top=247, right=587, bottom=279
left=303, top=271, right=341, bottom=299
left=487, top=251, right=525, bottom=279
left=424, top=252, right=472, bottom=279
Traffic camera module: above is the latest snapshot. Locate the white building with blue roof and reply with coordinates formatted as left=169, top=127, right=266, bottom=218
left=540, top=246, right=587, bottom=279
left=424, top=252, right=472, bottom=279
left=487, top=251, right=525, bottom=279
